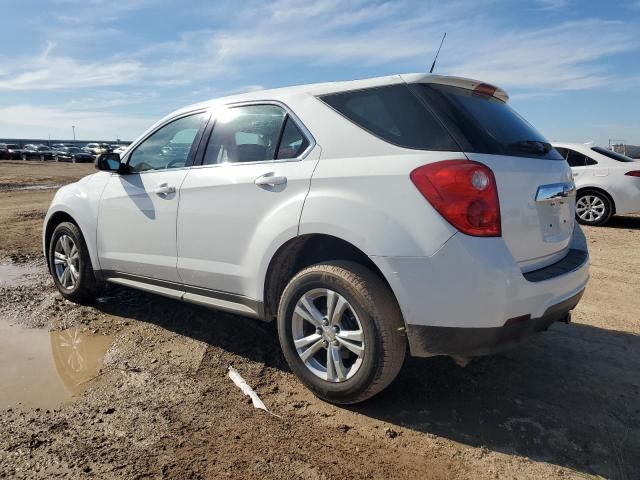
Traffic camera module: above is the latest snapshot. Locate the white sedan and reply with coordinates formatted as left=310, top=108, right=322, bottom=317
left=553, top=143, right=640, bottom=225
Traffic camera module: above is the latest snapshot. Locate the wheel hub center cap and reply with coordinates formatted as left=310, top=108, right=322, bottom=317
left=322, top=325, right=336, bottom=341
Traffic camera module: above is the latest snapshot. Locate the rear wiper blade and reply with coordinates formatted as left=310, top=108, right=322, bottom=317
left=508, top=140, right=552, bottom=155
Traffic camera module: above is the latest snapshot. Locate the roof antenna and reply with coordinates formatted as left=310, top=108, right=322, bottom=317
left=429, top=32, right=447, bottom=74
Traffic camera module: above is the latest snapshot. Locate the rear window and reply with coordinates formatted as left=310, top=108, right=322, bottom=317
left=591, top=146, right=637, bottom=163
left=320, top=84, right=458, bottom=151
left=410, top=83, right=562, bottom=160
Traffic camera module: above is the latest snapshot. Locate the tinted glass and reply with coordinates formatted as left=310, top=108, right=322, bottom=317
left=321, top=85, right=458, bottom=151
left=203, top=105, right=286, bottom=165
left=566, top=149, right=589, bottom=167
left=128, top=113, right=205, bottom=172
left=411, top=84, right=562, bottom=160
left=591, top=146, right=636, bottom=163
left=277, top=117, right=309, bottom=159
left=555, top=147, right=568, bottom=160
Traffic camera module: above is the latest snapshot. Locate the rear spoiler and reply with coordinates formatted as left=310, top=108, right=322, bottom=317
left=401, top=74, right=509, bottom=103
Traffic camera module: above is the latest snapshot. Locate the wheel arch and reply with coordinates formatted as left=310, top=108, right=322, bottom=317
left=262, top=233, right=399, bottom=322
left=44, top=211, right=80, bottom=272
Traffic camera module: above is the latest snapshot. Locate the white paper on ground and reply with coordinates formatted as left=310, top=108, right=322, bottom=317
left=227, top=366, right=281, bottom=418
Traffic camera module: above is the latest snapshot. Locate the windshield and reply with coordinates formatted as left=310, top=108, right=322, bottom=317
left=592, top=146, right=637, bottom=163
left=410, top=83, right=562, bottom=160
left=67, top=147, right=81, bottom=152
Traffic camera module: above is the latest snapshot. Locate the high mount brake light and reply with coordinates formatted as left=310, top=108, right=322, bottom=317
left=410, top=160, right=501, bottom=237
left=473, top=83, right=498, bottom=97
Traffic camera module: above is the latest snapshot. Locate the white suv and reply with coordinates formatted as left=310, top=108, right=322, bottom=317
left=43, top=74, right=589, bottom=404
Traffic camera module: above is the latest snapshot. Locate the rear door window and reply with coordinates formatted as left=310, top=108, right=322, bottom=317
left=554, top=147, right=568, bottom=160
left=202, top=105, right=312, bottom=165
left=410, top=83, right=563, bottom=160
left=203, top=105, right=285, bottom=165
left=277, top=117, right=309, bottom=159
left=565, top=149, right=595, bottom=167
left=320, top=85, right=458, bottom=151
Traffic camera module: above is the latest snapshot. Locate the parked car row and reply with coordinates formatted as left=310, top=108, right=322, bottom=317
left=0, top=142, right=130, bottom=161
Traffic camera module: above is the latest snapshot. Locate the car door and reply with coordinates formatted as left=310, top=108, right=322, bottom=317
left=177, top=103, right=319, bottom=302
left=97, top=111, right=209, bottom=282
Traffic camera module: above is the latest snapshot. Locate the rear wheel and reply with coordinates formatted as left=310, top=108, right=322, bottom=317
left=277, top=261, right=406, bottom=404
left=21, top=153, right=27, bottom=161
left=576, top=190, right=613, bottom=226
left=48, top=222, right=100, bottom=303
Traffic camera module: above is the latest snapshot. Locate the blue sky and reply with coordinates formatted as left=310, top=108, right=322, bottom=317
left=0, top=0, right=638, bottom=146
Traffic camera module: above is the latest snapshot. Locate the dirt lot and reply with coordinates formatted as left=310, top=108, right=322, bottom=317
left=0, top=160, right=638, bottom=479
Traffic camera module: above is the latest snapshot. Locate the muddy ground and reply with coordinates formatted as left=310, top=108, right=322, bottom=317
left=0, top=160, right=638, bottom=479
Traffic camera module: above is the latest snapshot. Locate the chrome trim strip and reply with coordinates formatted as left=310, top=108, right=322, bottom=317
left=535, top=182, right=576, bottom=203
left=101, top=270, right=265, bottom=319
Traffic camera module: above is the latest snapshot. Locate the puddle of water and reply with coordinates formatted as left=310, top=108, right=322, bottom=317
left=0, top=320, right=113, bottom=409
left=0, top=263, right=40, bottom=286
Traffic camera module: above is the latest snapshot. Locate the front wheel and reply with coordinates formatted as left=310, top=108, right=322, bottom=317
left=576, top=190, right=613, bottom=226
left=48, top=222, right=100, bottom=303
left=277, top=261, right=406, bottom=404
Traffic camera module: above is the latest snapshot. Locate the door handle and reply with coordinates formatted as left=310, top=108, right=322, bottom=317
left=254, top=173, right=287, bottom=187
left=153, top=183, right=176, bottom=195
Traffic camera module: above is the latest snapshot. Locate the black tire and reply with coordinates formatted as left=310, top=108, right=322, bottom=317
left=48, top=221, right=100, bottom=303
left=21, top=154, right=27, bottom=161
left=277, top=261, right=406, bottom=404
left=575, top=190, right=613, bottom=226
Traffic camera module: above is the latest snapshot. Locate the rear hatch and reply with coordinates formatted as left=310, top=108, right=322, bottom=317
left=409, top=80, right=575, bottom=272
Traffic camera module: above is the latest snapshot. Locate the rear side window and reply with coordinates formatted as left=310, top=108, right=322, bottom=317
left=320, top=85, right=458, bottom=151
left=410, top=83, right=563, bottom=160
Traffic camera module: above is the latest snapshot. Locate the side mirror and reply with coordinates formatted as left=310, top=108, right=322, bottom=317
left=95, top=153, right=124, bottom=173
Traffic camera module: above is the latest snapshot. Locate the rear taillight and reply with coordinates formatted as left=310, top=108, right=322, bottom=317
left=625, top=171, right=640, bottom=177
left=410, top=160, right=501, bottom=237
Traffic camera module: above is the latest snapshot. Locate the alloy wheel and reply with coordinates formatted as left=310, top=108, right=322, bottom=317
left=54, top=234, right=80, bottom=290
left=291, top=288, right=365, bottom=383
left=576, top=195, right=606, bottom=223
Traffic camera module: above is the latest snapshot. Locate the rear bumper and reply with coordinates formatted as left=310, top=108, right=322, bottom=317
left=406, top=289, right=583, bottom=357
left=371, top=225, right=589, bottom=358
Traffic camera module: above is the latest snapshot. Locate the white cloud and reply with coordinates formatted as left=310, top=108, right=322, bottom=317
left=0, top=0, right=637, bottom=140
left=444, top=19, right=637, bottom=91
left=0, top=1, right=636, bottom=96
left=535, top=0, right=569, bottom=10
